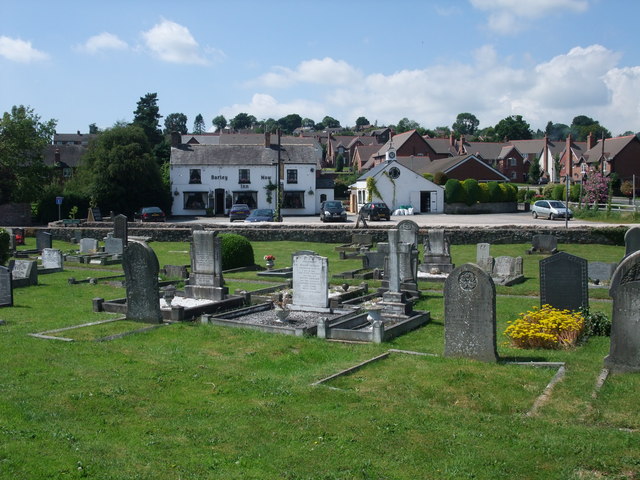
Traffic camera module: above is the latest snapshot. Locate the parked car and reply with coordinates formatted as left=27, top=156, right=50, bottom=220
left=245, top=208, right=274, bottom=222
left=229, top=203, right=251, bottom=222
left=320, top=200, right=347, bottom=222
left=531, top=200, right=573, bottom=220
left=359, top=202, right=391, bottom=221
left=135, top=206, right=166, bottom=222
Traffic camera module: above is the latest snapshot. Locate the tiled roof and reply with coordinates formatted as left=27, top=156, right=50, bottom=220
left=401, top=154, right=509, bottom=181
left=43, top=145, right=87, bottom=168
left=582, top=135, right=637, bottom=163
left=170, top=144, right=321, bottom=166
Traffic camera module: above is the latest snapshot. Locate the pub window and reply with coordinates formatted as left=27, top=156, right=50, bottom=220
left=183, top=192, right=207, bottom=210
left=239, top=169, right=250, bottom=184
left=286, top=169, right=298, bottom=184
left=189, top=169, right=201, bottom=184
left=283, top=191, right=304, bottom=209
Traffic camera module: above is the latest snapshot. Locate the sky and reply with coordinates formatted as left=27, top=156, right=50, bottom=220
left=1, top=0, right=640, bottom=136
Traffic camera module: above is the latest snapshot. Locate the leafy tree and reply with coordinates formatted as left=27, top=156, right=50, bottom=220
left=494, top=115, right=532, bottom=141
left=528, top=157, right=541, bottom=184
left=321, top=116, right=341, bottom=129
left=163, top=113, right=188, bottom=135
left=192, top=114, right=206, bottom=134
left=570, top=115, right=611, bottom=141
left=132, top=92, right=163, bottom=147
left=277, top=114, right=302, bottom=134
left=211, top=115, right=227, bottom=132
left=544, top=121, right=570, bottom=141
left=355, top=116, right=370, bottom=130
left=257, top=118, right=278, bottom=134
left=301, top=118, right=315, bottom=129
left=452, top=113, right=479, bottom=136
left=229, top=113, right=256, bottom=131
left=620, top=180, right=634, bottom=203
left=89, top=123, right=99, bottom=134
left=476, top=126, right=496, bottom=142
left=582, top=171, right=609, bottom=206
left=335, top=153, right=345, bottom=172
left=396, top=118, right=420, bottom=133
left=74, top=124, right=171, bottom=217
left=0, top=105, right=56, bottom=204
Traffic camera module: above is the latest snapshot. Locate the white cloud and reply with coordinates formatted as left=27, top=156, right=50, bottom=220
left=141, top=19, right=210, bottom=65
left=470, top=0, right=589, bottom=34
left=220, top=93, right=325, bottom=121
left=76, top=32, right=128, bottom=54
left=252, top=57, right=362, bottom=88
left=0, top=36, right=49, bottom=63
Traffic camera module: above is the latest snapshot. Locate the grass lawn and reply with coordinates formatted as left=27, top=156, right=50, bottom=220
left=1, top=238, right=638, bottom=479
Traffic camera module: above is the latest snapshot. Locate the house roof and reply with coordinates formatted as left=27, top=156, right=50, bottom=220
left=423, top=137, right=457, bottom=156
left=53, top=133, right=97, bottom=144
left=355, top=145, right=382, bottom=169
left=403, top=154, right=509, bottom=181
left=582, top=135, right=637, bottom=164
left=218, top=133, right=318, bottom=146
left=462, top=141, right=506, bottom=161
left=43, top=145, right=87, bottom=168
left=170, top=144, right=321, bottom=166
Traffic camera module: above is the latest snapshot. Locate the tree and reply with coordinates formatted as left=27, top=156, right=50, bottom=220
left=494, top=115, right=532, bottom=141
left=395, top=117, right=420, bottom=134
left=321, top=116, right=341, bottom=129
left=301, top=118, right=315, bottom=129
left=132, top=93, right=163, bottom=147
left=211, top=115, right=227, bottom=132
left=89, top=123, right=99, bottom=134
left=528, top=157, right=541, bottom=185
left=355, top=116, right=370, bottom=130
left=543, top=121, right=570, bottom=141
left=570, top=115, right=611, bottom=141
left=229, top=113, right=256, bottom=131
left=0, top=105, right=56, bottom=204
left=451, top=113, right=479, bottom=136
left=193, top=114, right=206, bottom=134
left=163, top=113, right=188, bottom=135
left=582, top=170, right=609, bottom=206
left=277, top=114, right=302, bottom=135
left=75, top=124, right=171, bottom=218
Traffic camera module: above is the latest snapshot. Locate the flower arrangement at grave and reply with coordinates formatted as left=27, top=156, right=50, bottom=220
left=504, top=305, right=585, bottom=349
left=271, top=289, right=292, bottom=322
left=264, top=255, right=276, bottom=261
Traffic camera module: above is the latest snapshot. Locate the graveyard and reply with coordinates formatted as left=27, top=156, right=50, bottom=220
left=0, top=228, right=639, bottom=479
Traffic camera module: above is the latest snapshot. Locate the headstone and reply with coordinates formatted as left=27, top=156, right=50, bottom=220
left=292, top=252, right=328, bottom=308
left=104, top=233, right=124, bottom=255
left=540, top=252, right=588, bottom=311
left=444, top=263, right=498, bottom=362
left=624, top=226, right=640, bottom=258
left=184, top=231, right=227, bottom=300
left=0, top=266, right=13, bottom=307
left=396, top=219, right=419, bottom=247
left=380, top=229, right=414, bottom=319
left=491, top=256, right=524, bottom=286
left=11, top=260, right=38, bottom=286
left=113, top=214, right=128, bottom=245
left=8, top=232, right=16, bottom=253
left=122, top=241, right=162, bottom=323
left=528, top=234, right=558, bottom=254
left=604, top=250, right=640, bottom=373
left=419, top=229, right=454, bottom=274
left=79, top=238, right=99, bottom=254
left=41, top=248, right=63, bottom=270
left=351, top=233, right=373, bottom=247
left=476, top=243, right=493, bottom=273
left=36, top=230, right=52, bottom=251
left=164, top=265, right=189, bottom=279
left=588, top=261, right=618, bottom=284
left=363, top=243, right=388, bottom=270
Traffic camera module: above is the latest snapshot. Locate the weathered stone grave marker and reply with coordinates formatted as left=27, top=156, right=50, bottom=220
left=492, top=256, right=524, bottom=286
left=476, top=243, right=493, bottom=273
left=11, top=260, right=38, bottom=286
left=104, top=233, right=123, bottom=255
left=41, top=248, right=63, bottom=270
left=184, top=231, right=227, bottom=300
left=624, top=226, right=640, bottom=258
left=419, top=229, right=454, bottom=274
left=292, top=251, right=328, bottom=309
left=528, top=234, right=558, bottom=254
left=122, top=241, right=162, bottom=323
left=36, top=230, right=52, bottom=251
left=540, top=252, right=588, bottom=311
left=0, top=265, right=13, bottom=307
left=79, top=238, right=99, bottom=254
left=113, top=214, right=128, bottom=246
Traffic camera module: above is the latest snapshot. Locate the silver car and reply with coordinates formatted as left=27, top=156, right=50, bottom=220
left=531, top=200, right=573, bottom=220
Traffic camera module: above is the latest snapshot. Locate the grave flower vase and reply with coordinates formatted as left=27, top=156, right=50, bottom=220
left=274, top=307, right=289, bottom=322
left=265, top=260, right=275, bottom=270
left=366, top=307, right=382, bottom=322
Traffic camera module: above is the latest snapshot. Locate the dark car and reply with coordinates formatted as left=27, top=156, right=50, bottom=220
left=229, top=203, right=251, bottom=222
left=135, top=206, right=166, bottom=222
left=320, top=200, right=347, bottom=222
left=359, top=202, right=391, bottom=221
left=245, top=208, right=274, bottom=222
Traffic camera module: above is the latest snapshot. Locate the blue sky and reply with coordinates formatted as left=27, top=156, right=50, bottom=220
left=2, top=0, right=639, bottom=136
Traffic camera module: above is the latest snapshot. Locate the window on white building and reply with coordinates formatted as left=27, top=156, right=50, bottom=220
left=184, top=192, right=207, bottom=209
left=283, top=191, right=304, bottom=208
left=189, top=169, right=201, bottom=184
left=287, top=169, right=298, bottom=184
left=239, top=169, right=250, bottom=184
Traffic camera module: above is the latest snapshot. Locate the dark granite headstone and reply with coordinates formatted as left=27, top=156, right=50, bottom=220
left=113, top=214, right=128, bottom=245
left=624, top=226, right=640, bottom=258
left=604, top=250, right=640, bottom=373
left=36, top=231, right=52, bottom=251
left=540, top=252, right=588, bottom=311
left=0, top=265, right=13, bottom=307
left=444, top=263, right=498, bottom=362
left=123, top=241, right=162, bottom=323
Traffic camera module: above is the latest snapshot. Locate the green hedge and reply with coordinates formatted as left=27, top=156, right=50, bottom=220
left=445, top=179, right=466, bottom=204
left=462, top=179, right=479, bottom=206
left=220, top=233, right=255, bottom=270
left=444, top=179, right=519, bottom=204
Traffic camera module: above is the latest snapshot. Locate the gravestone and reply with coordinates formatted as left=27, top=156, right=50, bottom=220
left=444, top=263, right=498, bottom=362
left=164, top=265, right=189, bottom=279
left=292, top=252, right=328, bottom=308
left=184, top=231, right=227, bottom=300
left=113, top=214, right=128, bottom=245
left=396, top=219, right=419, bottom=247
left=476, top=243, right=493, bottom=273
left=79, top=238, right=99, bottom=254
left=588, top=261, right=618, bottom=284
left=104, top=233, right=124, bottom=255
left=36, top=230, right=52, bottom=251
left=11, top=260, right=38, bottom=286
left=9, top=232, right=16, bottom=253
left=122, top=241, right=162, bottom=323
left=528, top=234, right=558, bottom=254
left=604, top=250, right=640, bottom=373
left=491, top=256, right=524, bottom=286
left=419, top=229, right=454, bottom=274
left=380, top=229, right=414, bottom=319
left=41, top=248, right=63, bottom=270
left=624, top=226, right=640, bottom=258
left=363, top=243, right=388, bottom=270
left=540, top=252, right=588, bottom=311
left=0, top=265, right=13, bottom=307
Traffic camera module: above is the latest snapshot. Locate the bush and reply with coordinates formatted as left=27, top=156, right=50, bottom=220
left=220, top=233, right=254, bottom=270
left=422, top=173, right=434, bottom=182
left=542, top=183, right=555, bottom=199
left=433, top=171, right=448, bottom=186
left=517, top=188, right=526, bottom=202
left=462, top=179, right=479, bottom=206
left=503, top=183, right=518, bottom=202
left=487, top=182, right=503, bottom=202
left=580, top=307, right=611, bottom=337
left=0, top=228, right=9, bottom=266
left=552, top=184, right=565, bottom=201
left=35, top=183, right=91, bottom=223
left=478, top=183, right=490, bottom=203
left=504, top=305, right=585, bottom=349
left=569, top=184, right=581, bottom=202
left=444, top=179, right=466, bottom=204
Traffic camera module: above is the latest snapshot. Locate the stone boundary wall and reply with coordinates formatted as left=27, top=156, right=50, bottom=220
left=39, top=221, right=628, bottom=246
left=444, top=202, right=518, bottom=214
left=0, top=203, right=32, bottom=226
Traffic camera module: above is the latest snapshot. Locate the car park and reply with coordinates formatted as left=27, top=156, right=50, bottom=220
left=359, top=201, right=391, bottom=221
left=531, top=200, right=573, bottom=220
left=320, top=200, right=347, bottom=222
left=135, top=206, right=166, bottom=222
left=245, top=208, right=274, bottom=222
left=229, top=203, right=251, bottom=222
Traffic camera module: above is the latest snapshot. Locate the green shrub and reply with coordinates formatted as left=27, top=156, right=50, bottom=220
left=220, top=233, right=255, bottom=270
left=422, top=173, right=434, bottom=182
left=444, top=179, right=466, bottom=204
left=570, top=184, right=581, bottom=202
left=580, top=307, right=611, bottom=337
left=462, top=179, right=479, bottom=206
left=517, top=188, right=526, bottom=202
left=542, top=184, right=555, bottom=199
left=552, top=184, right=565, bottom=201
left=487, top=182, right=503, bottom=202
left=503, top=183, right=518, bottom=202
left=478, top=183, right=490, bottom=203
left=525, top=190, right=536, bottom=202
left=433, top=171, right=448, bottom=186
left=0, top=228, right=9, bottom=266
left=35, top=184, right=91, bottom=223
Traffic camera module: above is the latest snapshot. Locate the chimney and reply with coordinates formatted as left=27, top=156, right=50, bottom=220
left=601, top=136, right=606, bottom=172
left=170, top=131, right=181, bottom=147
left=77, top=130, right=80, bottom=135
left=449, top=133, right=454, bottom=147
left=459, top=136, right=465, bottom=155
left=587, top=132, right=595, bottom=150
left=264, top=131, right=271, bottom=148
